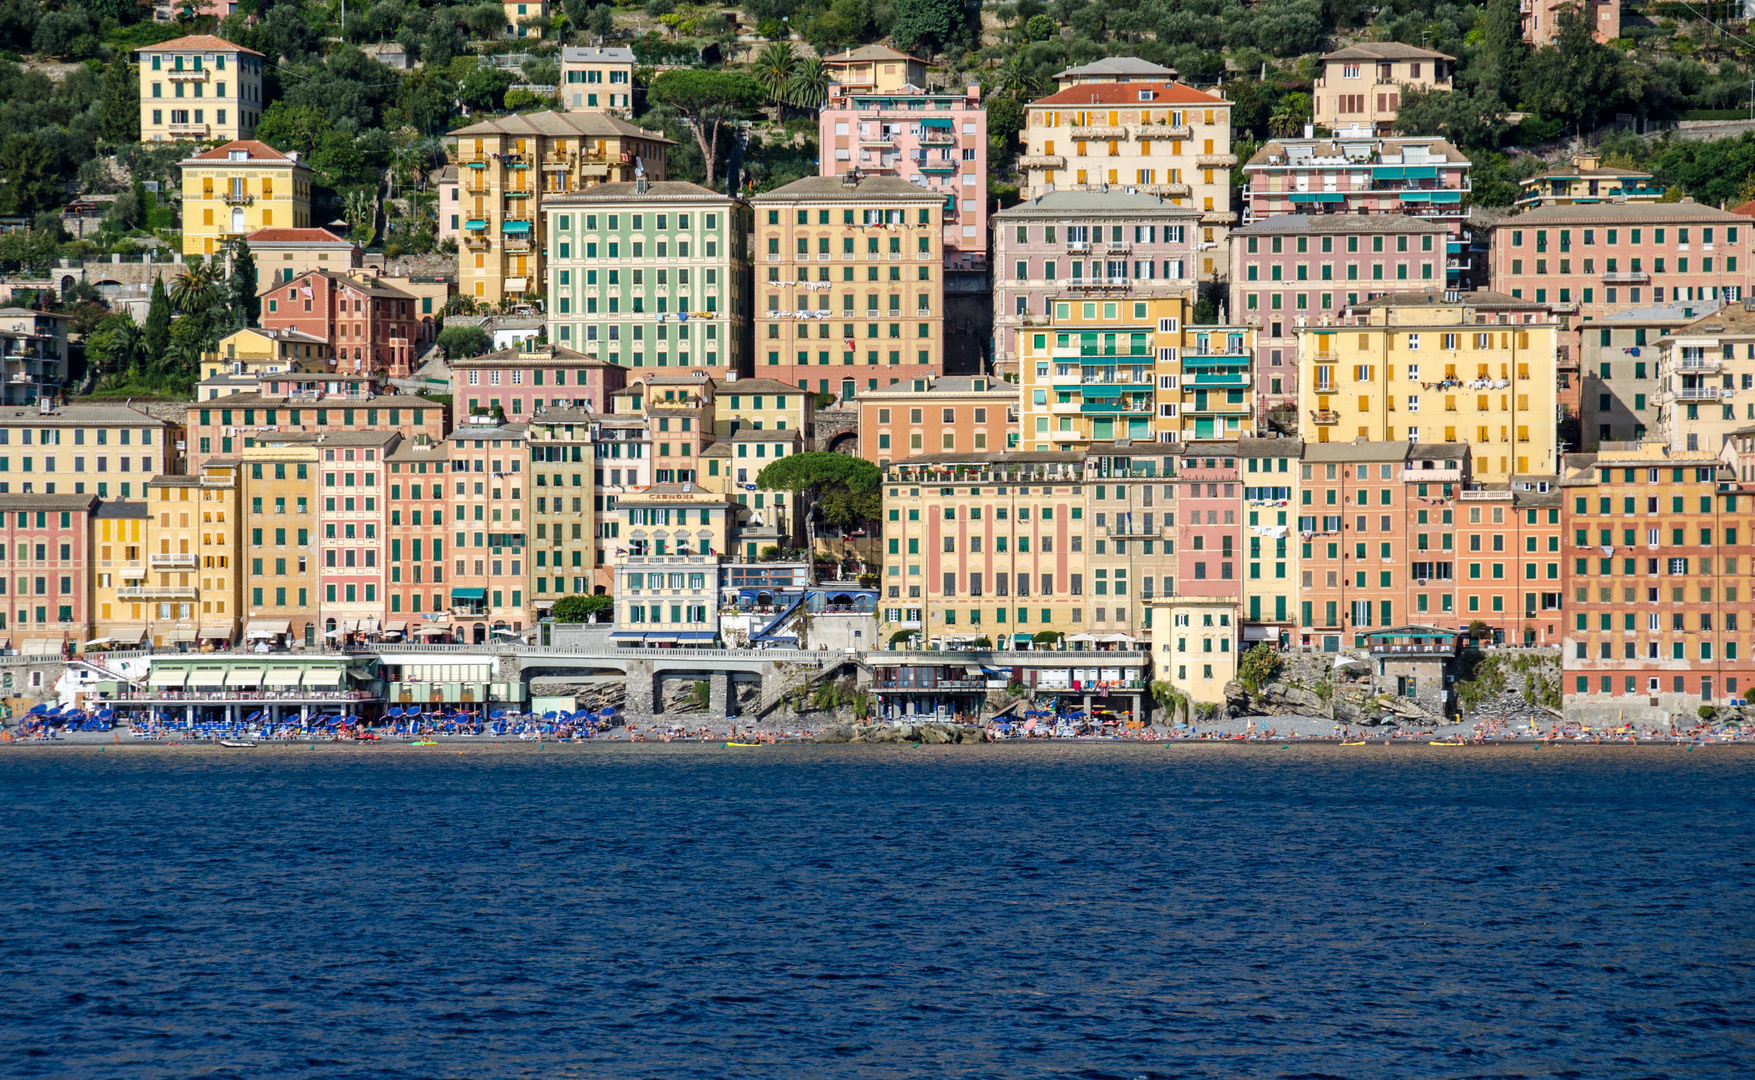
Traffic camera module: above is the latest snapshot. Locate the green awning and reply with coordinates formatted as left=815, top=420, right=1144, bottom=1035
left=1426, top=190, right=1463, bottom=203
left=1399, top=191, right=1434, bottom=202
left=1288, top=191, right=1344, bottom=203
left=452, top=588, right=487, bottom=600
left=501, top=221, right=531, bottom=234
left=1081, top=385, right=1124, bottom=398
left=919, top=117, right=954, bottom=128
left=1404, top=165, right=1438, bottom=179
left=464, top=219, right=488, bottom=230
left=1373, top=166, right=1406, bottom=180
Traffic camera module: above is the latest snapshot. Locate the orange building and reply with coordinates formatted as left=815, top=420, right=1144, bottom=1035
left=857, top=375, right=1017, bottom=465
left=1561, top=442, right=1755, bottom=722
left=1296, top=440, right=1472, bottom=648
left=1454, top=477, right=1565, bottom=645
left=444, top=418, right=529, bottom=642
left=385, top=434, right=451, bottom=640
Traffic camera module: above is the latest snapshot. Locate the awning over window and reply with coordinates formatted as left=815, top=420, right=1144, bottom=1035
left=465, top=219, right=488, bottom=230
left=225, top=668, right=263, bottom=687
left=502, top=221, right=532, bottom=234
left=199, top=623, right=232, bottom=640
left=264, top=668, right=303, bottom=687
left=1081, top=385, right=1124, bottom=398
left=452, top=588, right=487, bottom=600
left=148, top=668, right=188, bottom=687
left=673, top=631, right=717, bottom=641
left=303, top=668, right=344, bottom=688
left=1425, top=190, right=1463, bottom=203
left=246, top=620, right=290, bottom=637
left=169, top=627, right=198, bottom=642
left=1288, top=191, right=1344, bottom=203
left=22, top=639, right=59, bottom=657
left=188, top=668, right=227, bottom=687
left=918, top=117, right=954, bottom=128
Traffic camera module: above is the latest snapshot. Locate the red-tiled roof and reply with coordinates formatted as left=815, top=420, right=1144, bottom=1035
left=1028, top=81, right=1226, bottom=107
left=188, top=140, right=297, bottom=162
left=245, top=228, right=352, bottom=244
left=137, top=34, right=263, bottom=56
left=1732, top=200, right=1755, bottom=218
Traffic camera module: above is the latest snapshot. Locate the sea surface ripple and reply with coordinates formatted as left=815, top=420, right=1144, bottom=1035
left=1, top=742, right=1751, bottom=1079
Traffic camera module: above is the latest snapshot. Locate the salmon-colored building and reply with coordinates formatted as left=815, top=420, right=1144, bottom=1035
left=857, top=375, right=1017, bottom=464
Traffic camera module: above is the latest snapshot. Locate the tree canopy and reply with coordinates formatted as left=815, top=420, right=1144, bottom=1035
left=647, top=69, right=763, bottom=191
left=756, top=452, right=882, bottom=527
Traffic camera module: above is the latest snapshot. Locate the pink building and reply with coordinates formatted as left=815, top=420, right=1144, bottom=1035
left=451, top=343, right=630, bottom=426
left=316, top=431, right=398, bottom=638
left=818, top=84, right=988, bottom=269
left=1524, top=0, right=1618, bottom=45
left=1174, top=443, right=1244, bottom=600
left=2, top=494, right=97, bottom=654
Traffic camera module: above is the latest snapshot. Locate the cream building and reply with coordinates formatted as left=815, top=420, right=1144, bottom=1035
left=90, top=502, right=149, bottom=649
left=137, top=34, right=265, bottom=144
left=1018, top=80, right=1236, bottom=274
left=503, top=0, right=549, bottom=37
left=447, top=111, right=672, bottom=306
left=246, top=227, right=361, bottom=287
left=1311, top=43, right=1455, bottom=136
left=179, top=140, right=313, bottom=257
left=1655, top=303, right=1755, bottom=455
left=1149, top=595, right=1243, bottom=705
left=1051, top=57, right=1178, bottom=89
left=560, top=46, right=635, bottom=113
left=1297, top=290, right=1560, bottom=481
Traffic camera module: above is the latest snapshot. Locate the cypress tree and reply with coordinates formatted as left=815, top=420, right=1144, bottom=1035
left=143, top=275, right=171, bottom=372
left=227, top=240, right=259, bottom=328
left=99, top=57, right=138, bottom=144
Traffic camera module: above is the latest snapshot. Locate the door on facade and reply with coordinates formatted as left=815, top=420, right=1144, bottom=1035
left=1194, top=418, right=1216, bottom=438
left=1194, top=390, right=1208, bottom=412
left=231, top=207, right=245, bottom=233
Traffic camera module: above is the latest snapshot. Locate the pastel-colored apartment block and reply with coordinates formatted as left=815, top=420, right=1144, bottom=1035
left=1312, top=43, right=1454, bottom=136
left=560, top=46, right=635, bottom=113
left=179, top=140, right=313, bottom=257
left=138, top=35, right=264, bottom=143
left=818, top=83, right=988, bottom=268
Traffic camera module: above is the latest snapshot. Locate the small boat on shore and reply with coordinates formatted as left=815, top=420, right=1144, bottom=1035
left=1429, top=739, right=1467, bottom=746
left=1340, top=740, right=1368, bottom=746
left=218, top=740, right=257, bottom=748
left=410, top=739, right=438, bottom=747
left=724, top=741, right=762, bottom=747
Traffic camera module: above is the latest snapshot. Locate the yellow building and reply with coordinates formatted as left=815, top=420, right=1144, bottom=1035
left=1297, top=290, right=1560, bottom=481
left=821, top=45, right=927, bottom=93
left=90, top=502, right=149, bottom=649
left=179, top=140, right=313, bottom=257
left=198, top=326, right=332, bottom=399
left=1515, top=152, right=1662, bottom=210
left=1018, top=81, right=1236, bottom=271
left=1148, top=595, right=1242, bottom=705
left=503, top=0, right=548, bottom=37
left=137, top=34, right=265, bottom=144
left=710, top=377, right=815, bottom=437
left=238, top=437, right=322, bottom=648
left=748, top=174, right=946, bottom=394
left=140, top=463, right=244, bottom=649
left=1019, top=295, right=1256, bottom=449
left=876, top=451, right=1088, bottom=649
left=447, top=111, right=672, bottom=306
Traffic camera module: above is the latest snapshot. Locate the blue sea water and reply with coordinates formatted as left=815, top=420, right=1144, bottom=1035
left=1, top=742, right=1752, bottom=1080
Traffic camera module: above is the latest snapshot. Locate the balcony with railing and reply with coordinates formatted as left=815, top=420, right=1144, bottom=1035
left=1134, top=124, right=1191, bottom=139
left=166, top=68, right=209, bottom=81
left=1079, top=400, right=1154, bottom=415
left=1070, top=126, right=1127, bottom=140
left=1602, top=270, right=1650, bottom=283
left=1674, top=386, right=1728, bottom=401
left=222, top=192, right=254, bottom=206
left=150, top=553, right=199, bottom=570
left=118, top=586, right=199, bottom=601
left=168, top=122, right=209, bottom=137
left=1310, top=409, right=1340, bottom=424
left=1065, top=276, right=1132, bottom=291
left=1018, top=154, right=1065, bottom=169
left=1188, top=373, right=1250, bottom=387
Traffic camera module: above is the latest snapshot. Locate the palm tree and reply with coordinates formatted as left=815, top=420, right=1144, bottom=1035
left=755, top=42, right=797, bottom=104
left=169, top=264, right=220, bottom=316
left=787, top=55, right=829, bottom=110
left=992, top=53, right=1041, bottom=101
